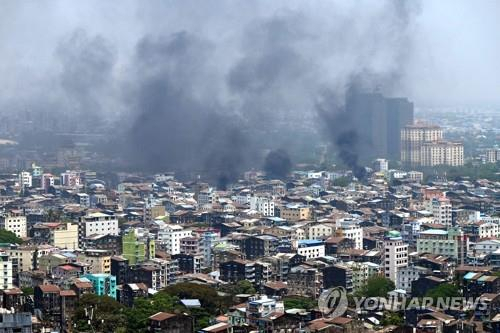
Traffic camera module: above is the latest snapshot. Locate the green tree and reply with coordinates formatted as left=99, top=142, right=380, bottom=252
left=163, top=283, right=222, bottom=312
left=73, top=294, right=127, bottom=333
left=381, top=311, right=404, bottom=326
left=283, top=296, right=317, bottom=310
left=21, top=287, right=33, bottom=295
left=190, top=307, right=212, bottom=331
left=0, top=229, right=22, bottom=244
left=357, top=276, right=395, bottom=298
left=232, top=280, right=256, bottom=295
left=126, top=292, right=180, bottom=332
left=425, top=283, right=460, bottom=302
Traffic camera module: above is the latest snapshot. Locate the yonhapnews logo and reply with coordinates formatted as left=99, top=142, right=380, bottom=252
left=318, top=286, right=348, bottom=318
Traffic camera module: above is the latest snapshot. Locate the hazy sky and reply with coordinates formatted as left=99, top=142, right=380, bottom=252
left=0, top=0, right=499, bottom=111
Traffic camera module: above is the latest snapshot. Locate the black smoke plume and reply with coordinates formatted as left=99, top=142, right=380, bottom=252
left=0, top=1, right=421, bottom=186
left=264, top=149, right=292, bottom=179
left=122, top=32, right=251, bottom=188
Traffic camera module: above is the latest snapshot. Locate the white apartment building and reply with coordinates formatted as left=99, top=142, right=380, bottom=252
left=249, top=196, right=275, bottom=217
left=344, top=261, right=376, bottom=292
left=484, top=148, right=500, bottom=163
left=407, top=171, right=424, bottom=183
left=231, top=192, right=251, bottom=206
left=337, top=219, right=363, bottom=250
left=396, top=265, right=428, bottom=293
left=0, top=210, right=27, bottom=238
left=76, top=193, right=90, bottom=208
left=78, top=212, right=119, bottom=239
left=373, top=159, right=389, bottom=172
left=60, top=170, right=81, bottom=187
left=420, top=141, right=464, bottom=167
left=383, top=231, right=408, bottom=283
left=296, top=240, right=325, bottom=260
left=18, top=172, right=32, bottom=188
left=157, top=225, right=193, bottom=255
left=197, top=188, right=216, bottom=207
left=477, top=222, right=500, bottom=239
left=401, top=124, right=443, bottom=166
left=0, top=253, right=13, bottom=289
left=474, top=239, right=500, bottom=255
left=431, top=197, right=452, bottom=227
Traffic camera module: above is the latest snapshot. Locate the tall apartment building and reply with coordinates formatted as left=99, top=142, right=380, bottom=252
left=157, top=225, right=192, bottom=255
left=18, top=172, right=32, bottom=189
left=401, top=124, right=443, bottom=166
left=60, top=170, right=80, bottom=188
left=249, top=195, right=275, bottom=217
left=484, top=148, right=500, bottom=163
left=0, top=253, right=13, bottom=289
left=201, top=231, right=219, bottom=268
left=0, top=210, right=27, bottom=239
left=336, top=219, right=363, bottom=250
left=197, top=188, right=216, bottom=208
left=373, top=158, right=389, bottom=172
left=41, top=173, right=55, bottom=191
left=386, top=98, right=415, bottom=160
left=383, top=231, right=408, bottom=283
left=122, top=229, right=155, bottom=265
left=343, top=92, right=414, bottom=161
left=420, top=141, right=464, bottom=166
left=431, top=197, right=452, bottom=226
left=401, top=124, right=464, bottom=166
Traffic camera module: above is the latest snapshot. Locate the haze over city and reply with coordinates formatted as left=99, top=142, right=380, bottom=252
left=0, top=1, right=499, bottom=333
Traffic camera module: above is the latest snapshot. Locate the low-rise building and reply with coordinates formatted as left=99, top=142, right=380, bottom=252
left=82, top=273, right=117, bottom=299
left=0, top=210, right=27, bottom=238
left=296, top=239, right=325, bottom=260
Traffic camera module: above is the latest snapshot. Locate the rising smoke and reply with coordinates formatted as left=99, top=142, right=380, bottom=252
left=0, top=0, right=423, bottom=187
left=264, top=149, right=292, bottom=180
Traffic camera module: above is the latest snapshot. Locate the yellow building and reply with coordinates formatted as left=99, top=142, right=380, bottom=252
left=149, top=205, right=166, bottom=221
left=279, top=204, right=312, bottom=221
left=78, top=249, right=111, bottom=274
left=54, top=223, right=79, bottom=249
left=4, top=246, right=37, bottom=272
left=32, top=222, right=79, bottom=249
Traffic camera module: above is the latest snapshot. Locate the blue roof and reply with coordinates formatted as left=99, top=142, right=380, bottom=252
left=298, top=239, right=323, bottom=247
left=266, top=217, right=286, bottom=222
left=463, top=272, right=479, bottom=280
left=181, top=299, right=201, bottom=308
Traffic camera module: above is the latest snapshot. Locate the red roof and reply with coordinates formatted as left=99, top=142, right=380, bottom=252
left=149, top=312, right=176, bottom=321
left=38, top=285, right=61, bottom=293
left=60, top=290, right=77, bottom=297
left=58, top=265, right=80, bottom=271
